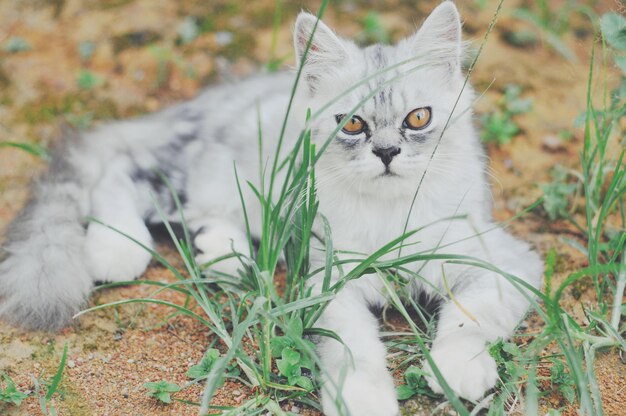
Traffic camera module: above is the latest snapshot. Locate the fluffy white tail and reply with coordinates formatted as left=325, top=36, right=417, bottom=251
left=0, top=144, right=93, bottom=330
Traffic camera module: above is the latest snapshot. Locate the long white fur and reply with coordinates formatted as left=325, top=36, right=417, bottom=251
left=0, top=2, right=542, bottom=415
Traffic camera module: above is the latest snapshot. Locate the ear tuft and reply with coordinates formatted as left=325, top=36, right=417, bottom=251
left=405, top=1, right=463, bottom=75
left=293, top=12, right=348, bottom=89
left=420, top=1, right=462, bottom=45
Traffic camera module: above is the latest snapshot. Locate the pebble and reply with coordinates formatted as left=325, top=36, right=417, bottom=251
left=215, top=31, right=233, bottom=46
left=232, top=389, right=241, bottom=396
left=67, top=360, right=76, bottom=368
left=291, top=405, right=300, bottom=414
left=133, top=69, right=144, bottom=81
left=127, top=359, right=135, bottom=364
left=542, top=134, right=566, bottom=152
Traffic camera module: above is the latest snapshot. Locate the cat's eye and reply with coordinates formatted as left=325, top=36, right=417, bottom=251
left=336, top=114, right=367, bottom=135
left=403, top=107, right=432, bottom=130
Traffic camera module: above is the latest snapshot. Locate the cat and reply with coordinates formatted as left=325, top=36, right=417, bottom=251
left=0, top=2, right=542, bottom=415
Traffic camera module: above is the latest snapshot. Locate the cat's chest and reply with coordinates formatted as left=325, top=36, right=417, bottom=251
left=318, top=195, right=442, bottom=253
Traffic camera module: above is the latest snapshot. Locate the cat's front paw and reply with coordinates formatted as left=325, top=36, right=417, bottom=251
left=423, top=335, right=498, bottom=401
left=194, top=229, right=246, bottom=276
left=321, top=369, right=399, bottom=416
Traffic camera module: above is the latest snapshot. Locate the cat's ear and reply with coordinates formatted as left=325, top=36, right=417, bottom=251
left=293, top=12, right=348, bottom=89
left=407, top=1, right=463, bottom=75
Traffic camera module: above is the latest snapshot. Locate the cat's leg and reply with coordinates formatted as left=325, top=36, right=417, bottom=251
left=191, top=218, right=249, bottom=275
left=314, top=277, right=399, bottom=416
left=423, top=231, right=542, bottom=401
left=84, top=166, right=153, bottom=282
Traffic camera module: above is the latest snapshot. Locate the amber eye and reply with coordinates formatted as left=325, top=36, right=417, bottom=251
left=336, top=114, right=367, bottom=135
left=403, top=107, right=432, bottom=130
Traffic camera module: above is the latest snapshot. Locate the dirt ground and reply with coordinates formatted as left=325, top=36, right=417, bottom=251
left=0, top=0, right=624, bottom=415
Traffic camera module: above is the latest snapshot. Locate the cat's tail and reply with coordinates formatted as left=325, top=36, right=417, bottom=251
left=0, top=100, right=204, bottom=330
left=0, top=134, right=95, bottom=330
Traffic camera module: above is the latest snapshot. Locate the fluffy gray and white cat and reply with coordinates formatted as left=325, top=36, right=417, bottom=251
left=0, top=2, right=542, bottom=415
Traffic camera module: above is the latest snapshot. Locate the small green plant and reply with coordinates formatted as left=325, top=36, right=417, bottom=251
left=144, top=381, right=181, bottom=404
left=270, top=316, right=316, bottom=390
left=187, top=349, right=221, bottom=380
left=490, top=338, right=576, bottom=408
left=548, top=358, right=576, bottom=404
left=357, top=12, right=390, bottom=45
left=0, top=373, right=28, bottom=406
left=481, top=84, right=532, bottom=144
left=489, top=338, right=523, bottom=382
left=3, top=36, right=31, bottom=53
left=539, top=166, right=579, bottom=221
left=396, top=366, right=435, bottom=400
left=487, top=337, right=530, bottom=412
left=76, top=69, right=103, bottom=90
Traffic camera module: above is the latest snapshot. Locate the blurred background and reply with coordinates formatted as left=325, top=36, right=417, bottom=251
left=0, top=0, right=621, bottom=226
left=0, top=1, right=624, bottom=415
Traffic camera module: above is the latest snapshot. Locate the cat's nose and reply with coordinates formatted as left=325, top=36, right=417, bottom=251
left=372, top=146, right=401, bottom=166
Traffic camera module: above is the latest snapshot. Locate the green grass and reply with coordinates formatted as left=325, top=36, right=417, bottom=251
left=510, top=0, right=596, bottom=61
left=0, top=141, right=51, bottom=160
left=266, top=0, right=290, bottom=72
left=522, top=14, right=625, bottom=415
left=24, top=343, right=69, bottom=416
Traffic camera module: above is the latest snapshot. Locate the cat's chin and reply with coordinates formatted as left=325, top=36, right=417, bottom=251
left=375, top=170, right=400, bottom=179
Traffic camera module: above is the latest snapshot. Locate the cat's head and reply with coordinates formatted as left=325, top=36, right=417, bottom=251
left=293, top=2, right=480, bottom=198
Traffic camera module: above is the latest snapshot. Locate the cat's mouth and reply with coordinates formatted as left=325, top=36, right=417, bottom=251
left=377, top=167, right=399, bottom=178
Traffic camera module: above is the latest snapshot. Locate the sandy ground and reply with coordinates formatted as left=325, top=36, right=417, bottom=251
left=0, top=0, right=624, bottom=415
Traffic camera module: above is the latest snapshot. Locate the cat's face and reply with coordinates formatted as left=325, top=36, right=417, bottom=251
left=293, top=2, right=476, bottom=198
